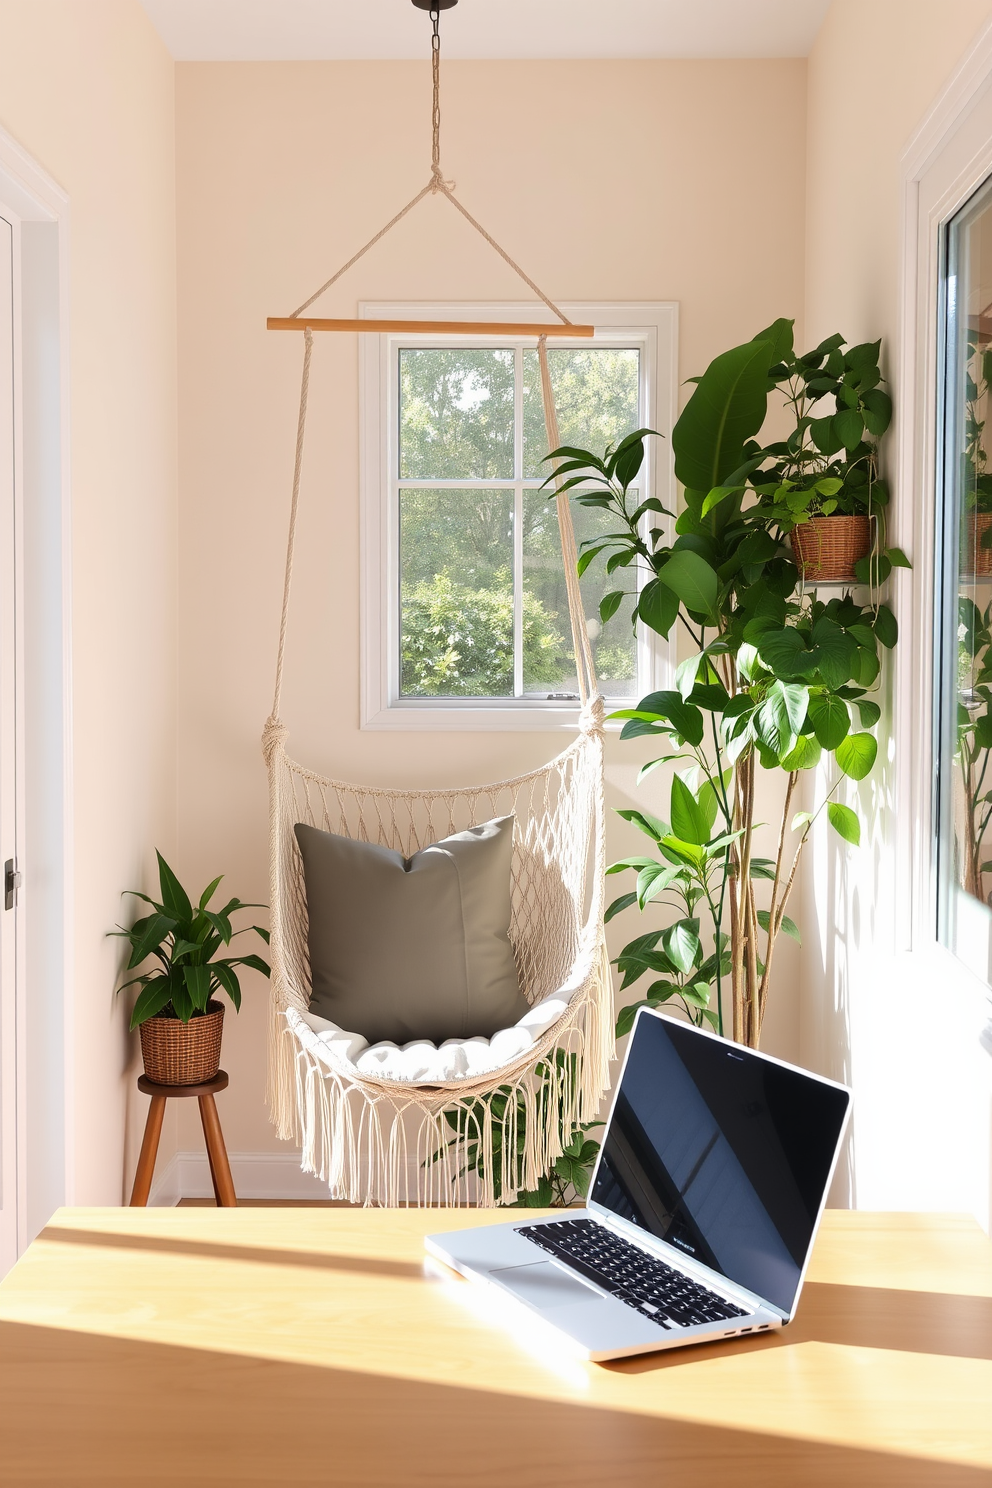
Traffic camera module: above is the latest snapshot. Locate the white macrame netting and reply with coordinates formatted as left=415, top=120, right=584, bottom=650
left=264, top=702, right=613, bottom=1206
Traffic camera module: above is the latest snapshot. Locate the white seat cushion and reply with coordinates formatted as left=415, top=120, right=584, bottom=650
left=297, top=984, right=572, bottom=1084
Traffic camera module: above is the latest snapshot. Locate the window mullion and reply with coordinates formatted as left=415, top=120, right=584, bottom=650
left=513, top=343, right=524, bottom=698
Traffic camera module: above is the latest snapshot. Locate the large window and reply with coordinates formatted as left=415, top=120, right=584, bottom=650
left=361, top=304, right=677, bottom=728
left=937, top=178, right=992, bottom=977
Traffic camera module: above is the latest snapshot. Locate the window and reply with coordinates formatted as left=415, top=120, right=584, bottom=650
left=361, top=303, right=677, bottom=729
left=936, top=178, right=992, bottom=977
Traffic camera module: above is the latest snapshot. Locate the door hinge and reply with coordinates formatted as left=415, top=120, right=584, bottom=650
left=4, top=858, right=21, bottom=911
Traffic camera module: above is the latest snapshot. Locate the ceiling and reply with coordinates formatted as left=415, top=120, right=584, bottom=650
left=137, top=0, right=832, bottom=61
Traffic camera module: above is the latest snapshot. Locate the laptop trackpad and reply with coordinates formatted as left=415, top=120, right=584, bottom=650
left=490, top=1261, right=605, bottom=1310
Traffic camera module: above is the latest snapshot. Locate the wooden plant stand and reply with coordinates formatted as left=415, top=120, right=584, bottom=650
left=129, top=1070, right=236, bottom=1207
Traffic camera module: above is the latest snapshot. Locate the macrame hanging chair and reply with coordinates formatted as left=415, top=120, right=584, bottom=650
left=263, top=1, right=614, bottom=1206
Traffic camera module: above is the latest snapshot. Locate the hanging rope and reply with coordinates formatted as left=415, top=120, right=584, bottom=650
left=270, top=327, right=313, bottom=722
left=537, top=336, right=598, bottom=707
left=288, top=3, right=571, bottom=328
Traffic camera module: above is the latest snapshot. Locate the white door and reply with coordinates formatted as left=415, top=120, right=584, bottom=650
left=0, top=212, right=19, bottom=1273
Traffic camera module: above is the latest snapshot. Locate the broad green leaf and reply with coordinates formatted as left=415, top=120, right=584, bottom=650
left=615, top=808, right=669, bottom=842
left=604, top=891, right=638, bottom=923
left=636, top=862, right=681, bottom=909
left=835, top=731, right=878, bottom=781
left=654, top=550, right=719, bottom=616
left=807, top=616, right=858, bottom=689
left=156, top=851, right=193, bottom=924
left=856, top=699, right=881, bottom=728
left=201, top=909, right=233, bottom=945
left=792, top=811, right=813, bottom=832
left=735, top=642, right=765, bottom=684
left=225, top=953, right=270, bottom=977
left=833, top=407, right=865, bottom=449
left=781, top=734, right=822, bottom=771
left=756, top=909, right=802, bottom=945
left=637, top=578, right=679, bottom=637
left=670, top=775, right=709, bottom=846
left=672, top=338, right=773, bottom=492
left=809, top=693, right=850, bottom=749
left=675, top=652, right=708, bottom=701
left=680, top=980, right=713, bottom=1009
left=659, top=835, right=707, bottom=870
left=617, top=691, right=704, bottom=746
left=873, top=604, right=898, bottom=648
left=756, top=628, right=810, bottom=679
left=183, top=964, right=212, bottom=1011
left=662, top=919, right=701, bottom=975
left=853, top=646, right=881, bottom=687
left=755, top=680, right=808, bottom=760
left=696, top=778, right=723, bottom=835
left=129, top=978, right=175, bottom=1031
left=211, top=961, right=242, bottom=1012
left=198, top=875, right=223, bottom=911
left=125, top=912, right=177, bottom=971
left=577, top=544, right=608, bottom=577
left=599, top=590, right=624, bottom=624
left=887, top=547, right=911, bottom=569
left=827, top=801, right=861, bottom=846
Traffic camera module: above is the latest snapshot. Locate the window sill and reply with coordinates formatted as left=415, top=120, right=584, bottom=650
left=362, top=699, right=630, bottom=732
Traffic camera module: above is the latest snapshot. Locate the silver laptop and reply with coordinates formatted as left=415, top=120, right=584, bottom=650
left=426, top=1007, right=852, bottom=1362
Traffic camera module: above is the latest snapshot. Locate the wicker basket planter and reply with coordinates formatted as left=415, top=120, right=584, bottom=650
left=791, top=515, right=873, bottom=583
left=962, top=512, right=992, bottom=577
left=139, top=1001, right=224, bottom=1086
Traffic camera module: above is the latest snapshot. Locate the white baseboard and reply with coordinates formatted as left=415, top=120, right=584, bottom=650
left=147, top=1150, right=333, bottom=1205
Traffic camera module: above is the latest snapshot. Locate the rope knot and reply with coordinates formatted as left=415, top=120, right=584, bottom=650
left=262, top=714, right=290, bottom=764
left=430, top=166, right=454, bottom=193
left=579, top=695, right=607, bottom=736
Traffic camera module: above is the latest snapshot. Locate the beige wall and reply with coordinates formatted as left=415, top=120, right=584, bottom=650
left=173, top=58, right=807, bottom=1163
left=803, top=0, right=992, bottom=1221
left=0, top=1, right=179, bottom=1206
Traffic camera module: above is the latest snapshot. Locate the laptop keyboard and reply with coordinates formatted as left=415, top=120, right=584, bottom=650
left=516, top=1219, right=750, bottom=1329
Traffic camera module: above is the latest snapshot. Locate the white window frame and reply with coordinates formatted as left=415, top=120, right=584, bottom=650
left=360, top=301, right=678, bottom=731
left=896, top=30, right=992, bottom=981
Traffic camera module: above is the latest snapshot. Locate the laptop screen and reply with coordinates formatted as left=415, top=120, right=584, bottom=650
left=588, top=1013, right=850, bottom=1316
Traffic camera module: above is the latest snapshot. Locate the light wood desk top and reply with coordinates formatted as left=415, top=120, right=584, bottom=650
left=0, top=1206, right=990, bottom=1487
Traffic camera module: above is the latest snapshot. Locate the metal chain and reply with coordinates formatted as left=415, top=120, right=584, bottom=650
left=431, top=6, right=443, bottom=187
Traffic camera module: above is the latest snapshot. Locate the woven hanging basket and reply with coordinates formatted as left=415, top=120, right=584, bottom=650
left=962, top=512, right=992, bottom=577
left=791, top=515, right=873, bottom=582
left=139, top=1001, right=224, bottom=1086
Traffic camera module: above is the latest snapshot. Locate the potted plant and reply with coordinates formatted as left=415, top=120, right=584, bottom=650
left=542, top=318, right=907, bottom=1049
left=112, top=851, right=270, bottom=1085
left=753, top=335, right=894, bottom=583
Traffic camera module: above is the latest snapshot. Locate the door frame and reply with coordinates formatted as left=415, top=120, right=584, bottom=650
left=0, top=124, right=73, bottom=1266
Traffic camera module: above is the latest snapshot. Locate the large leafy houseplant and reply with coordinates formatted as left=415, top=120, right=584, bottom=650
left=543, top=319, right=905, bottom=1049
left=113, top=851, right=270, bottom=1029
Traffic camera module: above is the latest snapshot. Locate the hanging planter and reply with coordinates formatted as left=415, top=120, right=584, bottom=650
left=791, top=515, right=874, bottom=582
left=962, top=512, right=992, bottom=577
left=139, top=1002, right=225, bottom=1086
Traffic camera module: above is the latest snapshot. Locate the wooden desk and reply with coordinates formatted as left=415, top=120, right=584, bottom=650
left=0, top=1208, right=990, bottom=1487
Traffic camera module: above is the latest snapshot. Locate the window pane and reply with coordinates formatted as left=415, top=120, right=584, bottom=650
left=400, top=487, right=514, bottom=697
left=522, top=348, right=640, bottom=477
left=937, top=178, right=992, bottom=975
left=523, top=489, right=638, bottom=698
left=399, top=349, right=514, bottom=480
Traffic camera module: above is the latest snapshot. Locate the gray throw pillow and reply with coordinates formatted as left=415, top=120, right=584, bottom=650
left=294, top=816, right=528, bottom=1046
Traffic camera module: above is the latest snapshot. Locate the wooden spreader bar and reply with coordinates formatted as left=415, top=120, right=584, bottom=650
left=267, top=316, right=595, bottom=338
